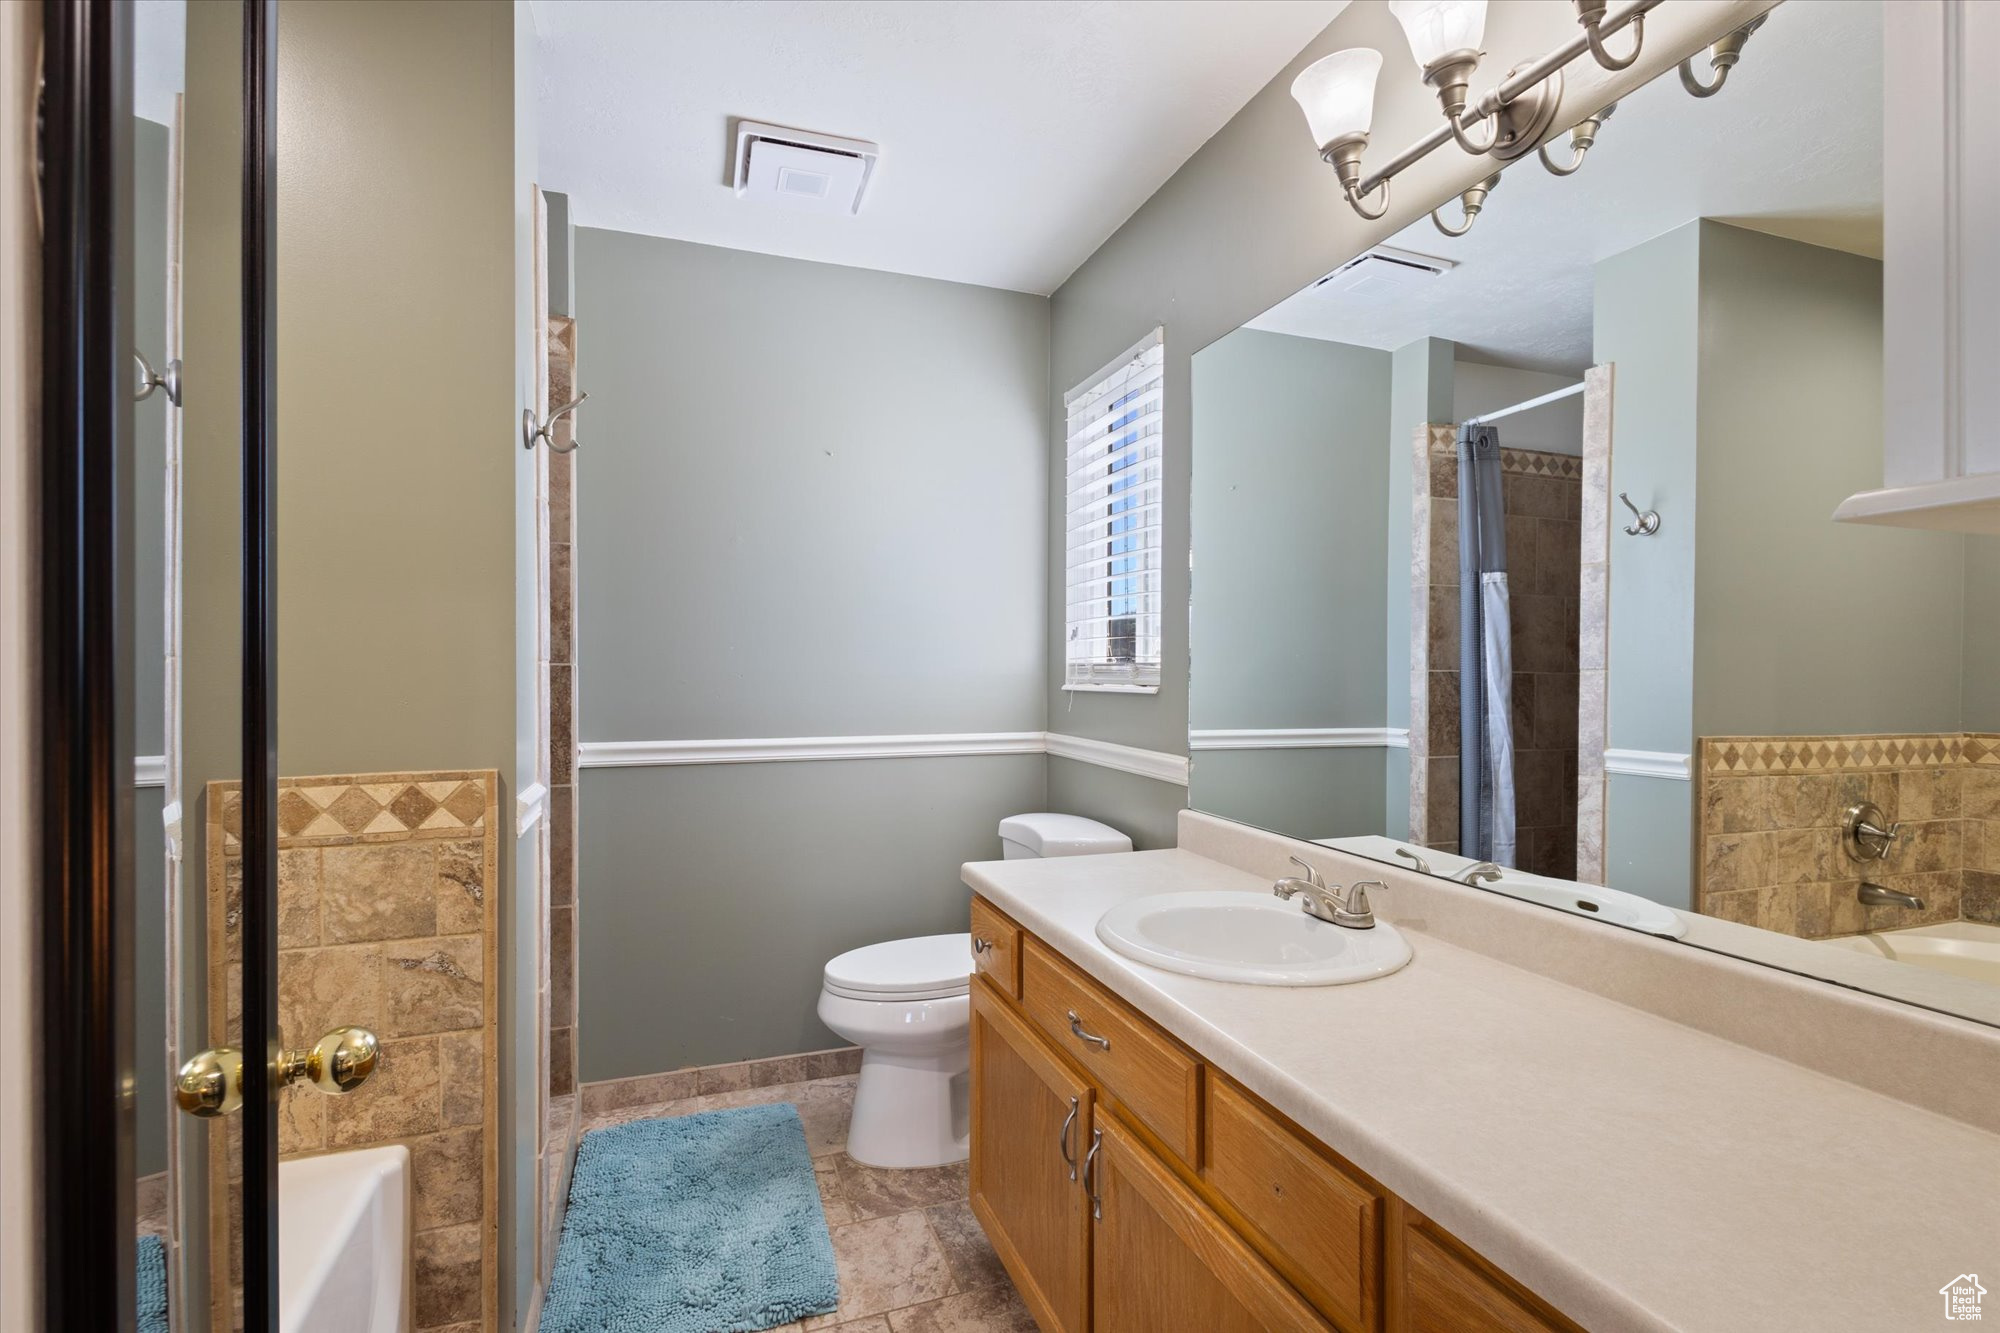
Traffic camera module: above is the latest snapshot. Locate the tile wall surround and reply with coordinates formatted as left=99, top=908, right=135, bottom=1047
left=578, top=1046, right=865, bottom=1117
left=1575, top=366, right=1613, bottom=884
left=1698, top=733, right=2000, bottom=939
left=1410, top=424, right=1582, bottom=879
left=206, top=770, right=499, bottom=1332
left=1408, top=424, right=1459, bottom=852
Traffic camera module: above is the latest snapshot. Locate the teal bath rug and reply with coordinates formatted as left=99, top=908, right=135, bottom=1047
left=136, top=1233, right=167, bottom=1333
left=542, top=1103, right=839, bottom=1333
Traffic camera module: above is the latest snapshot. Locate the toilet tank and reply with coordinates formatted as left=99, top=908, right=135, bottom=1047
left=998, top=813, right=1132, bottom=860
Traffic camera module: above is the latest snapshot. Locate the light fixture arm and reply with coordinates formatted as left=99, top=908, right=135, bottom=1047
left=1537, top=102, right=1614, bottom=177
left=1679, top=14, right=1764, bottom=98
left=1575, top=1, right=1642, bottom=71
left=1420, top=51, right=1504, bottom=156
left=1432, top=173, right=1497, bottom=237
left=1323, top=133, right=1392, bottom=221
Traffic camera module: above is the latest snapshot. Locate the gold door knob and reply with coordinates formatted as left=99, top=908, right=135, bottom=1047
left=174, top=1046, right=244, bottom=1118
left=174, top=1026, right=380, bottom=1118
left=279, top=1026, right=380, bottom=1095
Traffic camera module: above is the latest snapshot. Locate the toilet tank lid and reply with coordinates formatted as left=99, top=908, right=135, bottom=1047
left=998, top=813, right=1133, bottom=857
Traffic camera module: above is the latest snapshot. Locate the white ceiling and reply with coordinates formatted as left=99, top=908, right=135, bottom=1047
left=530, top=0, right=1348, bottom=295
left=1248, top=0, right=1882, bottom=374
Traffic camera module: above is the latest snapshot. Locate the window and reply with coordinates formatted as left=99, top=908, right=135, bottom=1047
left=1064, top=328, right=1163, bottom=692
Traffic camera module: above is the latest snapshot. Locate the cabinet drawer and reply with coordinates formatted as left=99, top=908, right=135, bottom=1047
left=969, top=896, right=1021, bottom=999
left=1203, top=1077, right=1380, bottom=1331
left=1398, top=1212, right=1581, bottom=1333
left=1020, top=938, right=1201, bottom=1163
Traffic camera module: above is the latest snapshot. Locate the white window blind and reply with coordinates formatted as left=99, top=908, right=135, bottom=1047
left=1064, top=328, right=1164, bottom=691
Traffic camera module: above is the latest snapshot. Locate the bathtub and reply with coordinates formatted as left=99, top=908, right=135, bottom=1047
left=1820, top=921, right=2000, bottom=986
left=280, top=1145, right=412, bottom=1333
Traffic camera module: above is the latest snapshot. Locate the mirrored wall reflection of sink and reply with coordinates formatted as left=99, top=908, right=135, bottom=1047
left=1097, top=892, right=1413, bottom=986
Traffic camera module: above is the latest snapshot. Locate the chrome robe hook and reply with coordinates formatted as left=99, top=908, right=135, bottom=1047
left=523, top=391, right=587, bottom=453
left=1619, top=492, right=1660, bottom=536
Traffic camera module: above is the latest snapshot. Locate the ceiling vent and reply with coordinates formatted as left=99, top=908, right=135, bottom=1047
left=733, top=121, right=880, bottom=217
left=1311, top=245, right=1457, bottom=297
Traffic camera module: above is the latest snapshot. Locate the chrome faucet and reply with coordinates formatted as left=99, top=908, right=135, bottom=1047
left=1859, top=882, right=1925, bottom=910
left=1394, top=846, right=1432, bottom=875
left=1273, top=856, right=1378, bottom=929
left=1454, top=861, right=1504, bottom=886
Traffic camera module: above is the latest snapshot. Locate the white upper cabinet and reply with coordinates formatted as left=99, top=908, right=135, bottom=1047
left=1835, top=0, right=2000, bottom=532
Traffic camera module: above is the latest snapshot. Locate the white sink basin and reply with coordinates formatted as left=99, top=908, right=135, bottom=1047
left=1097, top=892, right=1413, bottom=986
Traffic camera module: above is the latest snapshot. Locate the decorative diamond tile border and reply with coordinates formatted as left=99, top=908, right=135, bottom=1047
left=1702, top=734, right=1970, bottom=777
left=216, top=768, right=492, bottom=851
left=1498, top=446, right=1582, bottom=479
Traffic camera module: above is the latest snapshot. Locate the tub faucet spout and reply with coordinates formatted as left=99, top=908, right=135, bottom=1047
left=1858, top=882, right=1924, bottom=910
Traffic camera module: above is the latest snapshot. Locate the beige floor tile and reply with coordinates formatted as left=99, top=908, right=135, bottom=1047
left=885, top=1285, right=1037, bottom=1333
left=803, top=1212, right=952, bottom=1328
left=835, top=1156, right=968, bottom=1220
left=923, top=1200, right=1009, bottom=1293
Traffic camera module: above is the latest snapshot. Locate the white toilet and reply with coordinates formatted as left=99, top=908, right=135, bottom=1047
left=817, top=812, right=1133, bottom=1169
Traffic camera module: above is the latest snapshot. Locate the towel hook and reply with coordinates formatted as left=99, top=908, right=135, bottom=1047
left=1618, top=492, right=1661, bottom=536
left=523, top=391, right=587, bottom=453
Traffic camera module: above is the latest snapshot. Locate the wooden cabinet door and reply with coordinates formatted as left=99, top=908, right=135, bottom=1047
left=1089, top=1112, right=1335, bottom=1333
left=970, top=980, right=1092, bottom=1333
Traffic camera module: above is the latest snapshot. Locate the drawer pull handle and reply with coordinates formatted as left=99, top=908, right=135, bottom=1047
left=1058, top=1096, right=1079, bottom=1180
left=1067, top=1010, right=1111, bottom=1051
left=972, top=937, right=992, bottom=955
left=1082, top=1127, right=1104, bottom=1219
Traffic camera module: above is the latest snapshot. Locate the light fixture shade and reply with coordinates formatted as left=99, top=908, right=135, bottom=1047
left=1290, top=48, right=1383, bottom=152
left=1388, top=0, right=1487, bottom=70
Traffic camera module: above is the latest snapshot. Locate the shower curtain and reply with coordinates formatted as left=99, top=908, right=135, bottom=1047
left=1457, top=423, right=1516, bottom=867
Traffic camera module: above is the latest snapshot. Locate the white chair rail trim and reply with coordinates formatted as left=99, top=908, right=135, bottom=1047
left=1189, top=728, right=1410, bottom=751
left=578, top=732, right=1048, bottom=767
left=577, top=731, right=1191, bottom=786
left=1043, top=732, right=1190, bottom=786
left=1603, top=748, right=1693, bottom=781
left=135, top=753, right=165, bottom=788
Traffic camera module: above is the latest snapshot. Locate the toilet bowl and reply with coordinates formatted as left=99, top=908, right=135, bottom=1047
left=817, top=813, right=1132, bottom=1169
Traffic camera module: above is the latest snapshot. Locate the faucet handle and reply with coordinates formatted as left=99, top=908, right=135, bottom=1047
left=1348, top=881, right=1383, bottom=916
left=1287, top=855, right=1324, bottom=888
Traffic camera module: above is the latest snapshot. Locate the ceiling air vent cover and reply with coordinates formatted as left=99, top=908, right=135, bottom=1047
left=1313, top=245, right=1457, bottom=298
left=733, top=121, right=880, bottom=216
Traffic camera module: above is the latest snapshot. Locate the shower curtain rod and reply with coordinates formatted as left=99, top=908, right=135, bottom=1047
left=1466, top=379, right=1585, bottom=426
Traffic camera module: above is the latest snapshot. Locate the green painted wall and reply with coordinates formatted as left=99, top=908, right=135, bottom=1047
left=1594, top=223, right=1702, bottom=906
left=1691, top=223, right=1958, bottom=736
left=1187, top=327, right=1391, bottom=839
left=573, top=230, right=1050, bottom=1077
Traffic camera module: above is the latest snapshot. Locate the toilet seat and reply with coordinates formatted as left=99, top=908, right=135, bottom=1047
left=823, top=933, right=972, bottom=1003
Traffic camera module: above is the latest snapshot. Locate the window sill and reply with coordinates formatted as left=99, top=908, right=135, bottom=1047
left=1062, top=682, right=1161, bottom=695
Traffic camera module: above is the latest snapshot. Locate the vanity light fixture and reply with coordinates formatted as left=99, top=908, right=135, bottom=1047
left=1293, top=1, right=1766, bottom=234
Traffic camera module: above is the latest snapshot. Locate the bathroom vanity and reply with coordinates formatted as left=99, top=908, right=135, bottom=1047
left=967, top=896, right=1574, bottom=1333
left=964, top=813, right=2000, bottom=1333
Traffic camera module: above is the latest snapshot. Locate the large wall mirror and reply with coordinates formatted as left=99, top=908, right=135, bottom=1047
left=1190, top=0, right=2000, bottom=1027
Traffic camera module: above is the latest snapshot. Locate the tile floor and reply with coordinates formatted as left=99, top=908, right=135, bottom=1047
left=576, top=1073, right=1034, bottom=1332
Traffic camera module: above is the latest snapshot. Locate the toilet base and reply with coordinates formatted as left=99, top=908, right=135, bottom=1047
left=846, top=1045, right=970, bottom=1169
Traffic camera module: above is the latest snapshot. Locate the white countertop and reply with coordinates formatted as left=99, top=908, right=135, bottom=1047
left=964, top=848, right=2000, bottom=1333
